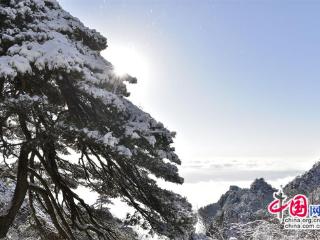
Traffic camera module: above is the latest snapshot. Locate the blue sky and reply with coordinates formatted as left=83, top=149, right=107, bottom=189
left=59, top=0, right=320, bottom=205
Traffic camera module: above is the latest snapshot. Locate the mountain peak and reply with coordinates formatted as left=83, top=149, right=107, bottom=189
left=250, top=178, right=275, bottom=193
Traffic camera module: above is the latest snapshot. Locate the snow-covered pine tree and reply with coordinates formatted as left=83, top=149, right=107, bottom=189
left=0, top=0, right=195, bottom=239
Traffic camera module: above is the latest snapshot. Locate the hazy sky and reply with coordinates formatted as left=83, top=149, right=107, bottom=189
left=59, top=0, right=320, bottom=206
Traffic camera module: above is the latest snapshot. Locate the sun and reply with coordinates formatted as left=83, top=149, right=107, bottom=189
left=102, top=44, right=149, bottom=80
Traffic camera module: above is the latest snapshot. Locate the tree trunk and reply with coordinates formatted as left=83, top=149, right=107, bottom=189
left=0, top=144, right=29, bottom=238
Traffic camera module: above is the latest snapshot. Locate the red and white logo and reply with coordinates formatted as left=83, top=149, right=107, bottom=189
left=268, top=190, right=308, bottom=220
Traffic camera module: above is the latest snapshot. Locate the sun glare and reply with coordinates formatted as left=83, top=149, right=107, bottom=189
left=102, top=44, right=149, bottom=81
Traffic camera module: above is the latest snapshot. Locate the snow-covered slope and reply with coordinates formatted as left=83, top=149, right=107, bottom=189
left=284, top=162, right=320, bottom=202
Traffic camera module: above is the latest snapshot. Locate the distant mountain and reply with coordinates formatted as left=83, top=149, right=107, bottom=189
left=198, top=162, right=320, bottom=240
left=199, top=178, right=276, bottom=228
